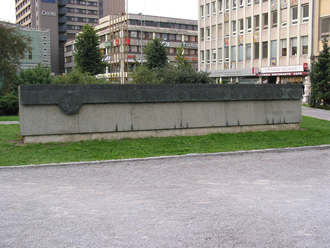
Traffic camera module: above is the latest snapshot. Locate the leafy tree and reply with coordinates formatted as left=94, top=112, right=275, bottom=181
left=175, top=46, right=190, bottom=68
left=0, top=23, right=30, bottom=95
left=8, top=64, right=52, bottom=95
left=143, top=38, right=168, bottom=70
left=74, top=24, right=107, bottom=75
left=309, top=39, right=330, bottom=108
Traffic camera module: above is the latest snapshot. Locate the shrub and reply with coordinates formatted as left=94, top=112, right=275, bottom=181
left=0, top=93, right=18, bottom=116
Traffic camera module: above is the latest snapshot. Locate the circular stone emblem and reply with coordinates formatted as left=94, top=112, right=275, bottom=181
left=59, top=91, right=82, bottom=115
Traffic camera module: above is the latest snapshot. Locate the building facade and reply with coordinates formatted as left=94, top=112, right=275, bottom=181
left=198, top=0, right=330, bottom=90
left=64, top=14, right=198, bottom=83
left=0, top=21, right=51, bottom=71
left=15, top=0, right=125, bottom=74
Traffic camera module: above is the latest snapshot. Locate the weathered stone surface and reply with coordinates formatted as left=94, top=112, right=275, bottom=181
left=20, top=84, right=302, bottom=115
left=19, top=84, right=302, bottom=143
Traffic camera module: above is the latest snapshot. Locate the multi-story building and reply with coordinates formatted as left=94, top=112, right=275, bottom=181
left=0, top=21, right=51, bottom=71
left=64, top=14, right=198, bottom=83
left=15, top=0, right=125, bottom=74
left=198, top=0, right=330, bottom=88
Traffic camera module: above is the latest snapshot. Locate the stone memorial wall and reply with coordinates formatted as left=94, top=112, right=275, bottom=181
left=19, top=84, right=302, bottom=144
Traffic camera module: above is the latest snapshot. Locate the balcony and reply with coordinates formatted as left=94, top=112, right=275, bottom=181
left=59, top=35, right=68, bottom=42
left=58, top=17, right=67, bottom=24
left=58, top=25, right=67, bottom=33
left=58, top=8, right=67, bottom=16
left=58, top=0, right=67, bottom=7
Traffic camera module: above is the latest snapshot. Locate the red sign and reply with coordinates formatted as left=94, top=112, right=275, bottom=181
left=125, top=39, right=130, bottom=45
left=303, top=63, right=308, bottom=70
left=127, top=55, right=136, bottom=59
left=257, top=72, right=308, bottom=76
left=116, top=39, right=119, bottom=45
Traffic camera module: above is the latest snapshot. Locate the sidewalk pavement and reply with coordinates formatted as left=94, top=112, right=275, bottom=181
left=302, top=106, right=330, bottom=121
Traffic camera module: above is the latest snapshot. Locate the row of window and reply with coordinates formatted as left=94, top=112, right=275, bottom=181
left=98, top=32, right=198, bottom=43
left=15, top=0, right=29, bottom=12
left=16, top=4, right=31, bottom=19
left=65, top=46, right=197, bottom=58
left=200, top=36, right=308, bottom=64
left=67, top=0, right=98, bottom=6
left=201, top=0, right=306, bottom=17
left=17, top=14, right=31, bottom=25
left=66, top=16, right=98, bottom=23
left=67, top=8, right=98, bottom=15
left=201, top=7, right=308, bottom=41
left=129, top=20, right=198, bottom=31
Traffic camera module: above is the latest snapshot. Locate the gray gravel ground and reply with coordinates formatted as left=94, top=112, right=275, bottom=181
left=1, top=147, right=329, bottom=248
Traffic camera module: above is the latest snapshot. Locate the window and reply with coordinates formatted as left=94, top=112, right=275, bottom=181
left=130, top=31, right=137, bottom=38
left=232, top=0, right=237, bottom=10
left=212, top=49, right=217, bottom=62
left=247, top=0, right=251, bottom=6
left=130, top=46, right=138, bottom=52
left=76, top=17, right=86, bottom=22
left=212, top=1, right=216, bottom=15
left=239, top=45, right=243, bottom=61
left=184, top=35, right=189, bottom=41
left=225, top=46, right=229, bottom=60
left=161, top=33, right=167, bottom=40
left=174, top=24, right=180, bottom=29
left=87, top=1, right=97, bottom=6
left=66, top=16, right=75, bottom=21
left=246, top=43, right=251, bottom=60
left=76, top=0, right=86, bottom=4
left=291, top=6, right=298, bottom=25
left=200, top=5, right=204, bottom=18
left=301, top=36, right=308, bottom=55
left=302, top=5, right=309, bottom=23
left=206, top=50, right=210, bottom=63
left=218, top=0, right=223, bottom=13
left=169, top=34, right=175, bottom=40
left=263, top=13, right=268, bottom=30
left=239, top=19, right=244, bottom=34
left=240, top=0, right=244, bottom=7
left=181, top=24, right=186, bottom=30
left=206, top=3, right=210, bottom=16
left=321, top=17, right=330, bottom=39
left=218, top=24, right=223, bottom=39
left=271, top=40, right=277, bottom=58
left=212, top=25, right=216, bottom=39
left=76, top=8, right=86, bottom=13
left=177, top=34, right=182, bottom=41
left=254, top=15, right=259, bottom=31
left=218, top=48, right=223, bottom=62
left=200, top=28, right=204, bottom=41
left=231, top=46, right=236, bottom=61
left=254, top=42, right=259, bottom=59
left=255, top=0, right=260, bottom=3
left=206, top=27, right=211, bottom=40
left=262, top=41, right=268, bottom=58
left=225, top=0, right=229, bottom=11
left=201, top=50, right=205, bottom=63
left=272, top=11, right=277, bottom=28
left=232, top=21, right=237, bottom=35
left=87, top=10, right=97, bottom=14
left=290, top=37, right=297, bottom=55
left=246, top=17, right=251, bottom=33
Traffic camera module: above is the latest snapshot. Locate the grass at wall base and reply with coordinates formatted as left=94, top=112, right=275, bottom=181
left=0, top=116, right=329, bottom=167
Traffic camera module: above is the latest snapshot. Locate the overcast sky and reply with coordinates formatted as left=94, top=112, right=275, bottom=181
left=0, top=0, right=198, bottom=23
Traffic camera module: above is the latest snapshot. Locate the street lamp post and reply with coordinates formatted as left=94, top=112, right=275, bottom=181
left=138, top=13, right=143, bottom=67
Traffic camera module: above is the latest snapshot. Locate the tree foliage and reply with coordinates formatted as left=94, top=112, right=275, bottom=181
left=0, top=23, right=30, bottom=95
left=309, top=39, right=330, bottom=108
left=74, top=24, right=107, bottom=75
left=51, top=69, right=107, bottom=84
left=143, top=38, right=168, bottom=70
left=130, top=46, right=211, bottom=84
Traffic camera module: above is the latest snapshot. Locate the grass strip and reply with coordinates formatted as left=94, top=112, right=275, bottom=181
left=0, top=116, right=19, bottom=122
left=0, top=116, right=329, bottom=167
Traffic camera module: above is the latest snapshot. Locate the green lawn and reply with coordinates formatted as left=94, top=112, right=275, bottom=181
left=0, top=116, right=19, bottom=121
left=0, top=116, right=329, bottom=166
